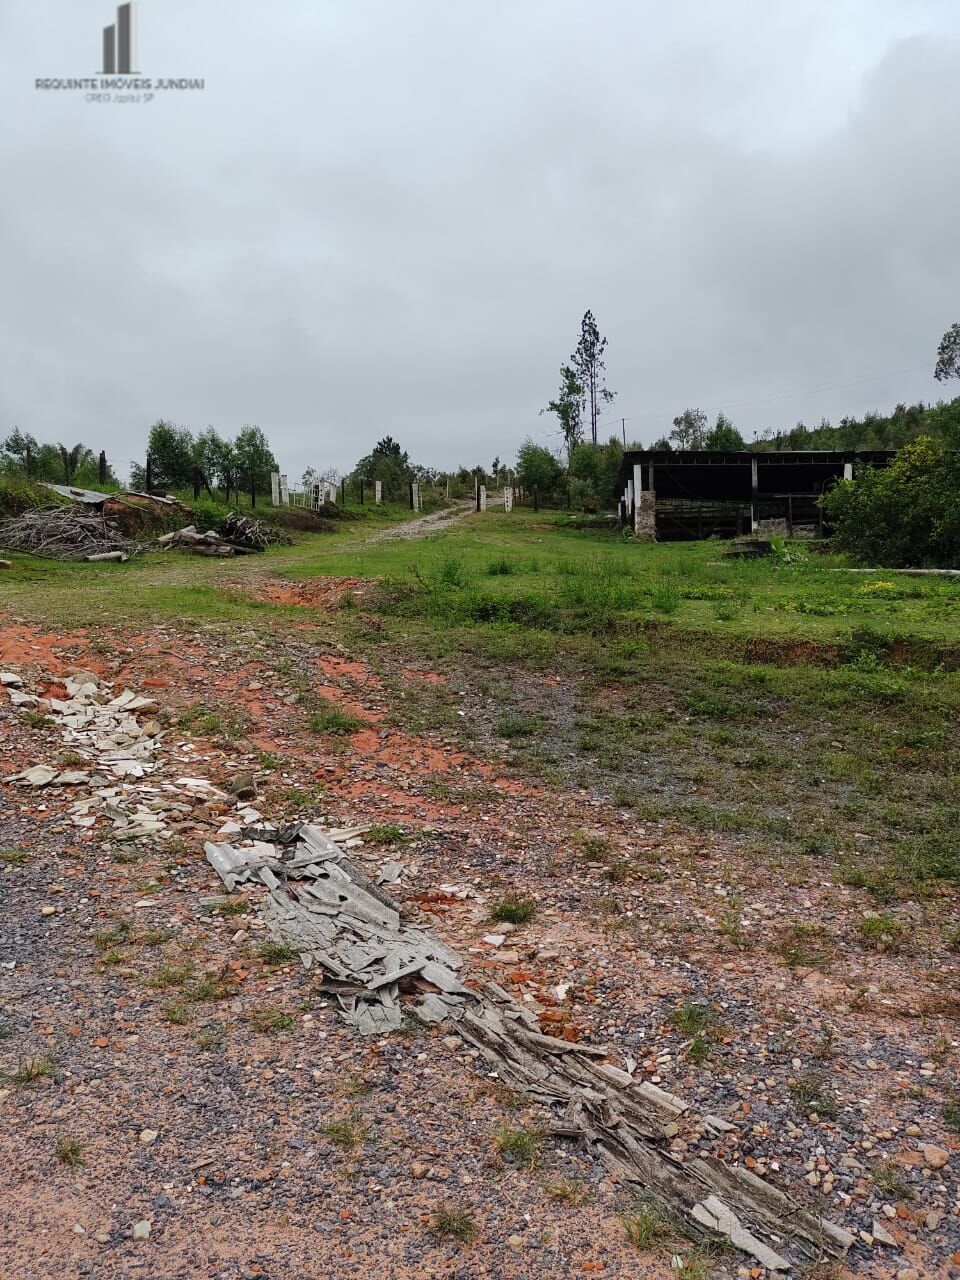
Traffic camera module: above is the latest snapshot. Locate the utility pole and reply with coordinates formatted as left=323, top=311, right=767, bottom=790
left=622, top=418, right=626, bottom=447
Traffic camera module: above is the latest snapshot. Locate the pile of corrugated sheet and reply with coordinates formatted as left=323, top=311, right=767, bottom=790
left=0, top=506, right=142, bottom=561
left=205, top=822, right=853, bottom=1271
left=206, top=824, right=471, bottom=1034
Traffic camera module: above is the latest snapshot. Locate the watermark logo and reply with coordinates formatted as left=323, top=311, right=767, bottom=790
left=35, top=1, right=205, bottom=103
left=102, top=3, right=138, bottom=75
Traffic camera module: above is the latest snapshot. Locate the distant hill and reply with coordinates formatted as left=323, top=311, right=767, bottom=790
left=751, top=396, right=960, bottom=452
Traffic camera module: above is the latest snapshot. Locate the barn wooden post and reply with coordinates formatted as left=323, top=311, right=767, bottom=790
left=99, top=451, right=107, bottom=485
left=751, top=456, right=759, bottom=532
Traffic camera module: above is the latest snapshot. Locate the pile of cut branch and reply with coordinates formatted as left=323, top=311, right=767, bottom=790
left=0, top=506, right=141, bottom=561
left=221, top=511, right=291, bottom=550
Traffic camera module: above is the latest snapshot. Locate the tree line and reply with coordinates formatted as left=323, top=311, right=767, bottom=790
left=130, top=421, right=279, bottom=495
left=0, top=429, right=119, bottom=488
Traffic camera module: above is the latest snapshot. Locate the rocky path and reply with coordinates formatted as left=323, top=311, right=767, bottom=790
left=362, top=500, right=477, bottom=543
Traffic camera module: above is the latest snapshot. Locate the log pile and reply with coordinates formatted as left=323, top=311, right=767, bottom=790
left=156, top=525, right=247, bottom=557
left=158, top=513, right=290, bottom=556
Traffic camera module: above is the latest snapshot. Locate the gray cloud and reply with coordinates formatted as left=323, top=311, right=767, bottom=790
left=2, top=1, right=959, bottom=482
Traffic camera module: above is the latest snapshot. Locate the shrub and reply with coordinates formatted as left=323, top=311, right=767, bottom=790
left=821, top=437, right=960, bottom=567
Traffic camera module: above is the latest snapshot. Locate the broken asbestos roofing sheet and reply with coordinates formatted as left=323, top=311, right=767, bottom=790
left=205, top=822, right=855, bottom=1273
left=205, top=824, right=468, bottom=1036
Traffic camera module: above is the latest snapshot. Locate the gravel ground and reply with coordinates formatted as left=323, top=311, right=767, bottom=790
left=0, top=601, right=957, bottom=1280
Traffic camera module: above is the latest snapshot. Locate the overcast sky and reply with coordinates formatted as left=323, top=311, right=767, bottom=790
left=2, top=1, right=960, bottom=482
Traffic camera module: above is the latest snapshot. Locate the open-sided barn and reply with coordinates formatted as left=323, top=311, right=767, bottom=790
left=616, top=449, right=895, bottom=540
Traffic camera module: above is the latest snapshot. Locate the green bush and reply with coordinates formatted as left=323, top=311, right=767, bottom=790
left=821, top=437, right=960, bottom=567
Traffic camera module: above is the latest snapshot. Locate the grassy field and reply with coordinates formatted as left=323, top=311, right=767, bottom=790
left=2, top=507, right=958, bottom=897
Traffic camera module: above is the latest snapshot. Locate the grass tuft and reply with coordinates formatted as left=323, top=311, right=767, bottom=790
left=257, top=940, right=299, bottom=966
left=249, top=1007, right=296, bottom=1034
left=667, top=1002, right=713, bottom=1036
left=307, top=698, right=364, bottom=736
left=55, top=1137, right=85, bottom=1167
left=494, top=1124, right=543, bottom=1168
left=5, top=1055, right=56, bottom=1085
left=857, top=913, right=905, bottom=953
left=430, top=1206, right=478, bottom=1244
left=489, top=894, right=536, bottom=925
left=621, top=1202, right=669, bottom=1248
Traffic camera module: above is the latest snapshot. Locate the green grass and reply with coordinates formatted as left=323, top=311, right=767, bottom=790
left=3, top=507, right=959, bottom=897
left=185, top=969, right=236, bottom=1002
left=788, top=1073, right=838, bottom=1119
left=146, top=962, right=193, bottom=990
left=321, top=1117, right=367, bottom=1150
left=857, top=913, right=906, bottom=952
left=0, top=849, right=29, bottom=867
left=494, top=712, right=540, bottom=739
left=871, top=1159, right=913, bottom=1199
left=774, top=923, right=836, bottom=969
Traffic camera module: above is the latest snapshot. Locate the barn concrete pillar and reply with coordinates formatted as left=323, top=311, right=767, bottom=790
left=633, top=463, right=656, bottom=539
left=843, top=461, right=853, bottom=481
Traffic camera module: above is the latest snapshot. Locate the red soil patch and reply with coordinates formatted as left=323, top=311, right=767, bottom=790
left=251, top=577, right=369, bottom=609
left=0, top=620, right=91, bottom=673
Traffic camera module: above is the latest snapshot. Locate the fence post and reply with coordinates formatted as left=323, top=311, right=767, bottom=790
left=145, top=454, right=153, bottom=494
left=99, top=451, right=107, bottom=485
left=359, top=478, right=364, bottom=505
left=193, top=467, right=202, bottom=500
left=534, top=486, right=539, bottom=512
left=341, top=477, right=346, bottom=504
left=250, top=476, right=256, bottom=508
